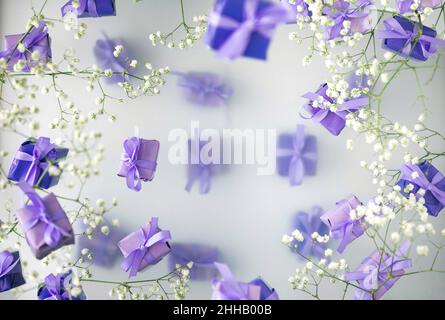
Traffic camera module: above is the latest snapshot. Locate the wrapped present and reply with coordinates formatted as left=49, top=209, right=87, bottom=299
left=94, top=34, right=129, bottom=84
left=321, top=194, right=365, bottom=253
left=0, top=22, right=51, bottom=72
left=174, top=71, right=233, bottom=107
left=212, top=263, right=279, bottom=300
left=377, top=16, right=445, bottom=61
left=38, top=271, right=86, bottom=300
left=397, top=162, right=445, bottom=217
left=117, top=133, right=160, bottom=192
left=119, top=217, right=171, bottom=277
left=397, top=0, right=441, bottom=14
left=0, top=251, right=26, bottom=293
left=322, top=0, right=372, bottom=40
left=169, top=243, right=220, bottom=280
left=62, top=0, right=116, bottom=18
left=344, top=241, right=411, bottom=300
left=301, top=83, right=369, bottom=136
left=276, top=125, right=317, bottom=186
left=206, top=0, right=291, bottom=60
left=16, top=183, right=74, bottom=260
left=7, top=137, right=69, bottom=189
left=291, top=206, right=330, bottom=260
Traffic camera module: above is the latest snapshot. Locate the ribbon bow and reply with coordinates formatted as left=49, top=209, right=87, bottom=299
left=42, top=273, right=70, bottom=300
left=121, top=136, right=156, bottom=192
left=185, top=164, right=212, bottom=194
left=276, top=125, right=316, bottom=186
left=377, top=17, right=445, bottom=60
left=400, top=164, right=445, bottom=205
left=122, top=217, right=171, bottom=277
left=208, top=0, right=290, bottom=60
left=62, top=0, right=99, bottom=17
left=213, top=263, right=261, bottom=300
left=14, top=137, right=55, bottom=185
left=19, top=183, right=69, bottom=248
left=0, top=251, right=20, bottom=286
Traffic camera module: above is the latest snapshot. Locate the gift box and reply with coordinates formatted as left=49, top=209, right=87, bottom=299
left=0, top=22, right=51, bottom=72
left=62, top=0, right=116, bottom=18
left=301, top=83, right=368, bottom=136
left=94, top=34, right=129, bottom=84
left=397, top=0, right=441, bottom=14
left=276, top=125, right=317, bottom=186
left=0, top=251, right=26, bottom=293
left=38, top=271, right=86, bottom=300
left=212, top=263, right=279, bottom=300
left=117, top=136, right=160, bottom=192
left=206, top=0, right=291, bottom=60
left=169, top=243, right=220, bottom=280
left=16, top=183, right=75, bottom=260
left=321, top=194, right=366, bottom=253
left=7, top=137, right=69, bottom=189
left=397, top=162, right=445, bottom=217
left=344, top=241, right=411, bottom=300
left=119, top=217, right=171, bottom=277
left=378, top=16, right=445, bottom=61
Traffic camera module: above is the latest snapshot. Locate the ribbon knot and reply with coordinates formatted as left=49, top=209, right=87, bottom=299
left=0, top=251, right=20, bottom=280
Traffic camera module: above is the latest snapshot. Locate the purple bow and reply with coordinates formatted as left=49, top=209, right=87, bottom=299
left=19, top=183, right=69, bottom=248
left=0, top=251, right=20, bottom=282
left=276, top=125, right=316, bottom=186
left=121, top=137, right=156, bottom=192
left=207, top=0, right=290, bottom=60
left=13, top=137, right=55, bottom=185
left=121, top=217, right=171, bottom=277
left=377, top=17, right=445, bottom=59
left=42, top=273, right=71, bottom=300
left=212, top=263, right=261, bottom=300
left=186, top=164, right=212, bottom=194
left=62, top=0, right=99, bottom=17
left=400, top=164, right=445, bottom=205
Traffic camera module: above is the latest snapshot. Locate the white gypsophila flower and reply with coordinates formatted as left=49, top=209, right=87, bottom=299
left=416, top=245, right=429, bottom=256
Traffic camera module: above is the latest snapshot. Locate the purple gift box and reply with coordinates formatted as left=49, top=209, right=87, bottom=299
left=206, top=0, right=291, bottom=60
left=117, top=136, right=160, bottom=192
left=397, top=162, right=445, bottom=217
left=378, top=16, right=445, bottom=61
left=7, top=137, right=69, bottom=189
left=344, top=241, right=411, bottom=300
left=321, top=194, right=366, bottom=253
left=0, top=251, right=26, bottom=293
left=16, top=183, right=75, bottom=260
left=62, top=0, right=116, bottom=18
left=38, top=271, right=86, bottom=300
left=0, top=22, right=51, bottom=72
left=118, top=217, right=171, bottom=277
left=276, top=125, right=317, bottom=186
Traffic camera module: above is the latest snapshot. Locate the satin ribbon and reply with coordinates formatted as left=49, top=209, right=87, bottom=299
left=276, top=125, right=316, bottom=186
left=377, top=17, right=445, bottom=60
left=214, top=263, right=261, bottom=300
left=185, top=165, right=212, bottom=194
left=0, top=251, right=20, bottom=287
left=121, top=136, right=157, bottom=192
left=400, top=163, right=445, bottom=205
left=208, top=0, right=290, bottom=59
left=19, top=182, right=70, bottom=248
left=41, top=273, right=70, bottom=300
left=121, top=217, right=171, bottom=277
left=62, top=0, right=99, bottom=17
left=14, top=137, right=55, bottom=185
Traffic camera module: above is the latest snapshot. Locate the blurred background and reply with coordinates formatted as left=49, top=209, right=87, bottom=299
left=0, top=0, right=444, bottom=300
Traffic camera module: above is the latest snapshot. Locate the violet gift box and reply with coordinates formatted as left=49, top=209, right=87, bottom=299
left=206, top=0, right=273, bottom=60
left=62, top=0, right=116, bottom=18
left=397, top=162, right=445, bottom=217
left=383, top=16, right=437, bottom=61
left=16, top=193, right=75, bottom=260
left=7, top=139, right=69, bottom=189
left=0, top=251, right=26, bottom=293
left=117, top=139, right=160, bottom=182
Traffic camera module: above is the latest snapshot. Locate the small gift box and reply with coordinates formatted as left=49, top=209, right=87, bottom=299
left=16, top=183, right=75, bottom=260
left=397, top=162, right=445, bottom=217
left=119, top=217, right=171, bottom=277
left=62, top=0, right=116, bottom=18
left=94, top=34, right=129, bottom=84
left=301, top=83, right=368, bottom=136
left=38, top=271, right=86, bottom=300
left=344, top=241, right=411, bottom=300
left=169, top=243, right=220, bottom=280
left=0, top=22, right=51, bottom=72
left=321, top=194, right=366, bottom=253
left=117, top=135, right=160, bottom=192
left=0, top=251, right=26, bottom=293
left=206, top=0, right=291, bottom=60
left=276, top=125, right=317, bottom=186
left=7, top=137, right=69, bottom=189
left=378, top=16, right=445, bottom=61
left=212, top=263, right=279, bottom=300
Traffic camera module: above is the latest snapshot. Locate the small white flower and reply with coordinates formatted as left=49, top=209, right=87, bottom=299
left=416, top=245, right=429, bottom=256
